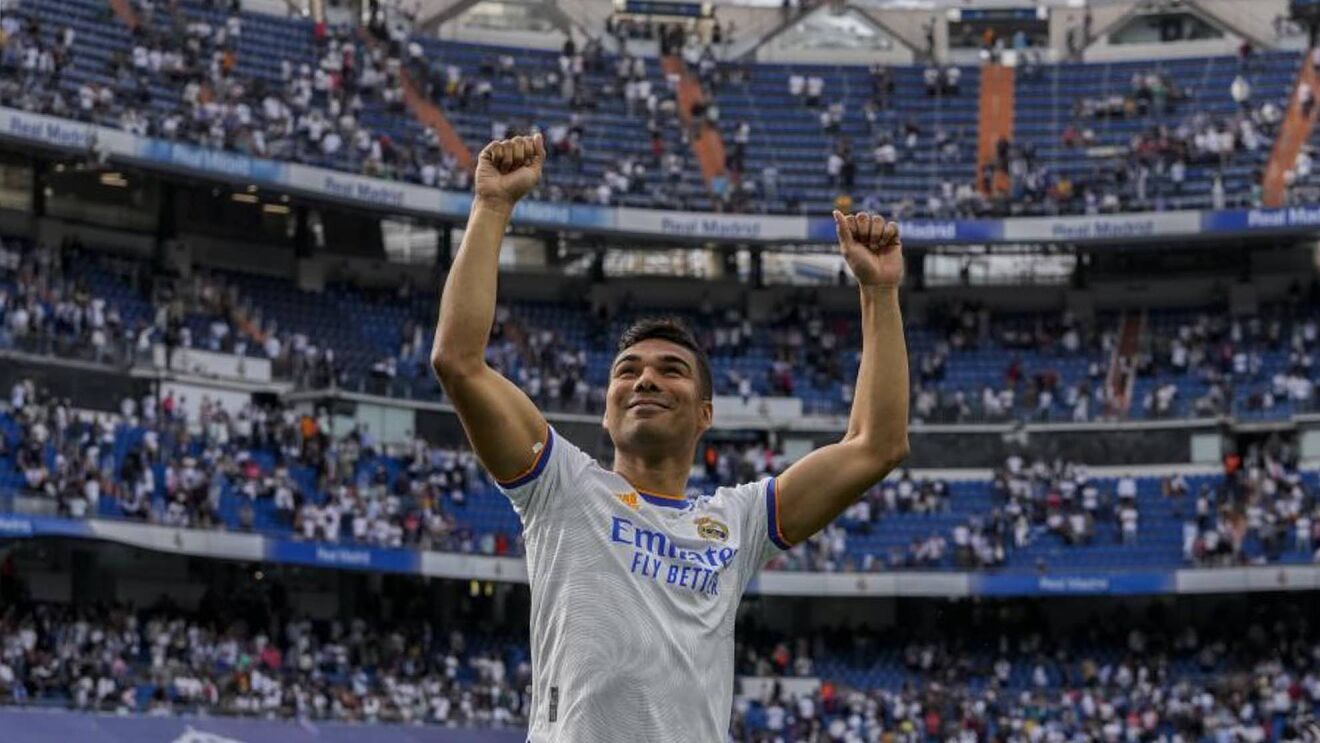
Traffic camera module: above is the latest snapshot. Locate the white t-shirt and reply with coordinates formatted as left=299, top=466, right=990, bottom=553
left=499, top=427, right=790, bottom=742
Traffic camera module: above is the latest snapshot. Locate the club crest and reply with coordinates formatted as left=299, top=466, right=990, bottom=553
left=694, top=516, right=729, bottom=542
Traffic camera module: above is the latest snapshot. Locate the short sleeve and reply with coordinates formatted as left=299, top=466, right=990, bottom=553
left=724, top=476, right=794, bottom=576
left=492, top=426, right=593, bottom=517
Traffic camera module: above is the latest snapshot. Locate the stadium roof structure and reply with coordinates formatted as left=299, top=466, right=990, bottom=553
left=858, top=0, right=1142, bottom=9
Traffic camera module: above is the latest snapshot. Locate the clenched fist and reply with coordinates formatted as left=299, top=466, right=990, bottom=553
left=475, top=133, right=545, bottom=210
left=833, top=210, right=904, bottom=288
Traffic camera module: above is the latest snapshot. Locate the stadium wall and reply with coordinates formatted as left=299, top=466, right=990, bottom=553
left=35, top=216, right=157, bottom=259
left=183, top=232, right=297, bottom=278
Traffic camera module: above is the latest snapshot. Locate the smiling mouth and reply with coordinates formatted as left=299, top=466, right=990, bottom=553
left=629, top=401, right=668, bottom=410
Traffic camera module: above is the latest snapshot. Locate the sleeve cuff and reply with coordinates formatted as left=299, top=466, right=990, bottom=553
left=765, top=476, right=794, bottom=551
left=494, top=426, right=555, bottom=489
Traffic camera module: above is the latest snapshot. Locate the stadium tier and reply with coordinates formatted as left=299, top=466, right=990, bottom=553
left=0, top=595, right=1316, bottom=738
left=4, top=0, right=1307, bottom=216
left=1011, top=53, right=1297, bottom=213
left=2, top=235, right=1316, bottom=423
left=2, top=390, right=1317, bottom=572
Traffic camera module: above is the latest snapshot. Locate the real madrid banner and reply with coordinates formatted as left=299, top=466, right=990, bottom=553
left=7, top=106, right=1320, bottom=246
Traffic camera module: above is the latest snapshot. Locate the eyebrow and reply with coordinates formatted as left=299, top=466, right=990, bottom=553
left=612, top=353, right=693, bottom=373
left=659, top=355, right=693, bottom=372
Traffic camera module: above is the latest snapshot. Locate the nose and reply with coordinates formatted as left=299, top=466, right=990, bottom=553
left=632, top=367, right=661, bottom=392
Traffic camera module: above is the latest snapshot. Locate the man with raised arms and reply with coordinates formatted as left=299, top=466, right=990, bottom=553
left=431, top=132, right=909, bottom=742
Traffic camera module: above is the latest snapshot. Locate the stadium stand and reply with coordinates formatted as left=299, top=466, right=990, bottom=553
left=5, top=0, right=1307, bottom=216
left=3, top=234, right=1316, bottom=424
left=0, top=591, right=1316, bottom=739
left=7, top=0, right=461, bottom=185
left=2, top=365, right=1316, bottom=573
left=1010, top=53, right=1298, bottom=213
left=4, top=1, right=1320, bottom=740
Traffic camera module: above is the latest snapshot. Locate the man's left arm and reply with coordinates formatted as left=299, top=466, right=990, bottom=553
left=774, top=211, right=910, bottom=546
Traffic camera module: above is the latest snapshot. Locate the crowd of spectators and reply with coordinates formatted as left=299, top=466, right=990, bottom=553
left=1, top=585, right=1316, bottom=740
left=1, top=229, right=858, bottom=418
left=0, top=585, right=528, bottom=728
left=910, top=303, right=1110, bottom=425
left=3, top=1, right=1311, bottom=219
left=3, top=234, right=1320, bottom=575
left=3, top=377, right=505, bottom=556
left=1139, top=294, right=1318, bottom=420
left=981, top=106, right=1267, bottom=220
left=808, top=61, right=975, bottom=219
left=6, top=231, right=1320, bottom=429
left=173, top=268, right=347, bottom=390
left=0, top=237, right=144, bottom=367
left=482, top=302, right=599, bottom=415
left=969, top=54, right=1289, bottom=221
left=1073, top=71, right=1187, bottom=120
left=0, top=234, right=349, bottom=389
left=424, top=30, right=718, bottom=211
left=991, top=457, right=1141, bottom=551
left=10, top=365, right=1317, bottom=574
left=0, top=2, right=455, bottom=187
left=770, top=452, right=1159, bottom=574
left=732, top=599, right=1320, bottom=741
left=909, top=293, right=1320, bottom=424
left=1180, top=438, right=1320, bottom=567
left=0, top=14, right=79, bottom=123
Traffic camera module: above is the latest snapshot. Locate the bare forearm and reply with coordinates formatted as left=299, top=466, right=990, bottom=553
left=775, top=284, right=910, bottom=544
left=431, top=200, right=513, bottom=374
left=845, top=285, right=909, bottom=459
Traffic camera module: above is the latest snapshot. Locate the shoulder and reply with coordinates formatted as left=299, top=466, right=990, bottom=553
left=709, top=477, right=771, bottom=498
left=706, top=477, right=776, bottom=514
left=492, top=426, right=600, bottom=495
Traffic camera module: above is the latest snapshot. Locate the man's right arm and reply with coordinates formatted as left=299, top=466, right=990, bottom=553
left=431, top=134, right=549, bottom=483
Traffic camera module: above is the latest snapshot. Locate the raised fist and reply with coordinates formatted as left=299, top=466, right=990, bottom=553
left=833, top=210, right=904, bottom=288
left=475, top=133, right=545, bottom=210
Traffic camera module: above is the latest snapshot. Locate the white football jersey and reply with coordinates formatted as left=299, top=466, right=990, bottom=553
left=496, top=427, right=791, bottom=742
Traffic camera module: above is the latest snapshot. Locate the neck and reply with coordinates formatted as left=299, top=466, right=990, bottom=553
left=612, top=445, right=695, bottom=499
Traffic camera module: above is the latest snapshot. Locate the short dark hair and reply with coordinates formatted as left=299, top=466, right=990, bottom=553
left=616, top=317, right=713, bottom=401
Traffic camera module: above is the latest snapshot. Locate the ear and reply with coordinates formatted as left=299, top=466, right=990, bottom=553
left=697, top=399, right=713, bottom=436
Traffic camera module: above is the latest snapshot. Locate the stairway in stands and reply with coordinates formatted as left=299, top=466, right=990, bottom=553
left=1263, top=49, right=1320, bottom=207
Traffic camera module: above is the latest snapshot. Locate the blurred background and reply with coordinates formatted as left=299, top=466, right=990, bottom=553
left=0, top=0, right=1319, bottom=739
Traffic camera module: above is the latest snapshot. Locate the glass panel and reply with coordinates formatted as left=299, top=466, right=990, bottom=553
left=924, top=252, right=1075, bottom=286
left=775, top=8, right=896, bottom=52
left=1109, top=12, right=1224, bottom=45
left=457, top=1, right=560, bottom=33
left=0, top=161, right=32, bottom=212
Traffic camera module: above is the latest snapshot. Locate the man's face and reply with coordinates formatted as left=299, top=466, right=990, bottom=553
left=603, top=338, right=712, bottom=454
